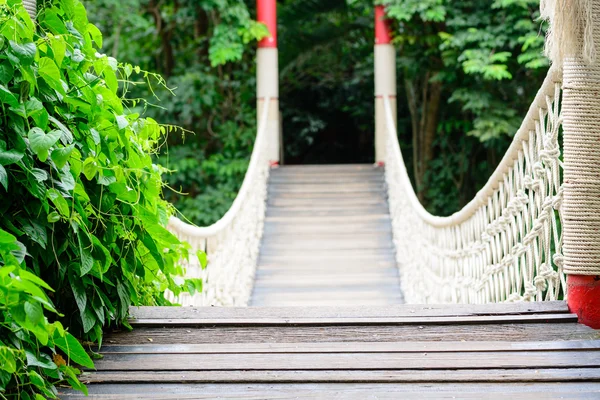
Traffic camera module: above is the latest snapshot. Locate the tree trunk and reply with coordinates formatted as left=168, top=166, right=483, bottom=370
left=404, top=73, right=442, bottom=203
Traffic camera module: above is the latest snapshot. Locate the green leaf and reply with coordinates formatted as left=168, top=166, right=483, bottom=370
left=0, top=148, right=23, bottom=166
left=38, top=57, right=64, bottom=94
left=47, top=211, right=61, bottom=223
left=29, top=128, right=62, bottom=162
left=0, top=164, right=7, bottom=190
left=9, top=41, right=36, bottom=65
left=69, top=274, right=87, bottom=315
left=51, top=144, right=75, bottom=168
left=25, top=351, right=56, bottom=370
left=0, top=84, right=18, bottom=107
left=87, top=23, right=103, bottom=48
left=197, top=250, right=207, bottom=269
left=0, top=63, right=14, bottom=84
left=82, top=157, right=98, bottom=180
left=81, top=307, right=96, bottom=333
left=47, top=188, right=71, bottom=218
left=27, top=371, right=45, bottom=389
left=53, top=332, right=94, bottom=369
left=24, top=301, right=44, bottom=325
left=0, top=347, right=16, bottom=373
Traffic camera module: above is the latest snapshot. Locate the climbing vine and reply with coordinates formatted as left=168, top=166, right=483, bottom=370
left=0, top=0, right=197, bottom=396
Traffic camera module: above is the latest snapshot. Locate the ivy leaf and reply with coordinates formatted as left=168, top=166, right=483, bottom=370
left=197, top=250, right=208, bottom=269
left=87, top=23, right=103, bottom=48
left=0, top=164, right=7, bottom=190
left=0, top=84, right=18, bottom=108
left=29, top=128, right=62, bottom=162
left=9, top=41, right=36, bottom=66
left=0, top=63, right=14, bottom=84
left=25, top=351, right=56, bottom=370
left=0, top=348, right=16, bottom=373
left=0, top=148, right=24, bottom=166
left=24, top=301, right=44, bottom=325
left=38, top=57, right=65, bottom=94
left=51, top=144, right=75, bottom=168
left=81, top=307, right=96, bottom=333
left=53, top=332, right=94, bottom=369
left=47, top=188, right=71, bottom=218
left=82, top=157, right=98, bottom=180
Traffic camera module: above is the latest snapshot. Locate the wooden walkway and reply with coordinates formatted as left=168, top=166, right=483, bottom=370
left=61, top=301, right=600, bottom=398
left=251, top=164, right=403, bottom=306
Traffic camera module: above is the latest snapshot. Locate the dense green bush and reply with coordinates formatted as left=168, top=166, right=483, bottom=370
left=0, top=0, right=196, bottom=396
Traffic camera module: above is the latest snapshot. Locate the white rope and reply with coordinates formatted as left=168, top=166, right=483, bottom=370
left=22, top=0, right=36, bottom=20
left=165, top=98, right=272, bottom=306
left=561, top=1, right=600, bottom=275
left=383, top=67, right=566, bottom=303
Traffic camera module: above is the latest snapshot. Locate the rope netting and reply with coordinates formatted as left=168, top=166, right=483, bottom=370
left=381, top=0, right=600, bottom=304
left=165, top=99, right=273, bottom=306
left=383, top=68, right=565, bottom=303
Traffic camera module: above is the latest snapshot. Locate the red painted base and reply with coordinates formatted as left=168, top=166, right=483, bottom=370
left=269, top=161, right=279, bottom=168
left=567, top=275, right=600, bottom=329
left=376, top=161, right=385, bottom=167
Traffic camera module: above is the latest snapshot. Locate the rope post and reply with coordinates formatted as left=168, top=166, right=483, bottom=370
left=256, top=0, right=280, bottom=165
left=23, top=0, right=36, bottom=20
left=374, top=5, right=396, bottom=163
left=557, top=0, right=600, bottom=328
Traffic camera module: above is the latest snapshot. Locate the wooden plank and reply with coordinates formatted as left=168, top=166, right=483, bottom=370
left=258, top=248, right=396, bottom=258
left=268, top=177, right=385, bottom=184
left=105, top=323, right=596, bottom=345
left=266, top=207, right=390, bottom=217
left=250, top=298, right=403, bottom=307
left=259, top=240, right=394, bottom=251
left=127, top=314, right=577, bottom=327
left=260, top=231, right=394, bottom=243
left=272, top=164, right=380, bottom=172
left=57, top=384, right=600, bottom=400
left=255, top=264, right=398, bottom=274
left=253, top=274, right=398, bottom=287
left=129, top=301, right=570, bottom=320
left=265, top=214, right=391, bottom=223
left=262, top=224, right=393, bottom=235
left=97, top=340, right=600, bottom=355
left=267, top=191, right=387, bottom=200
left=252, top=283, right=402, bottom=294
left=90, top=350, right=600, bottom=371
left=267, top=197, right=388, bottom=207
left=80, top=367, right=600, bottom=384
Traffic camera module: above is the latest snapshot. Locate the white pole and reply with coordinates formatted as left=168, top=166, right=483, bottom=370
left=374, top=6, right=396, bottom=163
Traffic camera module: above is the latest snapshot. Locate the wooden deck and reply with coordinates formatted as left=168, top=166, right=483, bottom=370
left=61, top=301, right=600, bottom=398
left=252, top=164, right=403, bottom=306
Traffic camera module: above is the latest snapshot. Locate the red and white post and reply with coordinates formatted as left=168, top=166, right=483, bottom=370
left=257, top=0, right=281, bottom=165
left=374, top=5, right=396, bottom=163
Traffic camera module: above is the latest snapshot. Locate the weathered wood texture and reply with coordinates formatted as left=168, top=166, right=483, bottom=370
left=252, top=165, right=402, bottom=306
left=60, top=303, right=600, bottom=398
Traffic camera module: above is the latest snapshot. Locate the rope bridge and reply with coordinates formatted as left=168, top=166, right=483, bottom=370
left=160, top=0, right=600, bottom=326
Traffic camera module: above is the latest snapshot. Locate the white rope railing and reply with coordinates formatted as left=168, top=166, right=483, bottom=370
left=166, top=98, right=272, bottom=306
left=383, top=67, right=565, bottom=304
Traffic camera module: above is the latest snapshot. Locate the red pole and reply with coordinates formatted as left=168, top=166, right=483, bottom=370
left=375, top=5, right=392, bottom=45
left=257, top=0, right=277, bottom=48
left=567, top=275, right=600, bottom=329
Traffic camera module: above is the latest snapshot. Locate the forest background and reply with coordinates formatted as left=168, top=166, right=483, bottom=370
left=85, top=0, right=549, bottom=224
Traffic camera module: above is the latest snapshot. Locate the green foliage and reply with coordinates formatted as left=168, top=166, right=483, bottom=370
left=0, top=0, right=195, bottom=395
left=379, top=0, right=549, bottom=214
left=84, top=0, right=266, bottom=226
left=1, top=228, right=94, bottom=397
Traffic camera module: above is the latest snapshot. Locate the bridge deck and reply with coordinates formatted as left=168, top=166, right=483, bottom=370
left=62, top=301, right=600, bottom=398
left=251, top=164, right=403, bottom=306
